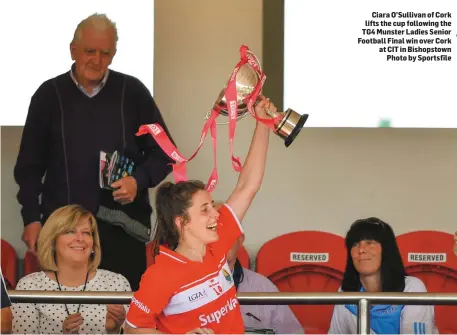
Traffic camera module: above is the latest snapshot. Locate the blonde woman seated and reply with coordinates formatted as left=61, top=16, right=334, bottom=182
left=12, top=205, right=131, bottom=334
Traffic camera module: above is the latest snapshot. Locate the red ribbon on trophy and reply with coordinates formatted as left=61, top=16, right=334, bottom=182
left=136, top=45, right=307, bottom=192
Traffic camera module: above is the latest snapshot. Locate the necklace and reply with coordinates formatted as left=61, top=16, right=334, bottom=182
left=54, top=271, right=90, bottom=316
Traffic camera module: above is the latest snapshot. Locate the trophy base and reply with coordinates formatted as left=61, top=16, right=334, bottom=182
left=284, top=113, right=308, bottom=147
left=276, top=109, right=308, bottom=147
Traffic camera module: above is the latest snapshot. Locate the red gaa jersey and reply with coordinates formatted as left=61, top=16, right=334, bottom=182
left=126, top=204, right=244, bottom=334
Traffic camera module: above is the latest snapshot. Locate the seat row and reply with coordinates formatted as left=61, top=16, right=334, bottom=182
left=2, top=230, right=456, bottom=333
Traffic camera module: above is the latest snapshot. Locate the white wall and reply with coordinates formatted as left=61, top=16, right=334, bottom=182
left=2, top=0, right=457, bottom=261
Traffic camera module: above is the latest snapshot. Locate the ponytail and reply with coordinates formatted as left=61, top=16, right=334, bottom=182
left=150, top=180, right=206, bottom=260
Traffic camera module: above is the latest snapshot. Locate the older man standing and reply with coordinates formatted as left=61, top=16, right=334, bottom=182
left=14, top=13, right=173, bottom=290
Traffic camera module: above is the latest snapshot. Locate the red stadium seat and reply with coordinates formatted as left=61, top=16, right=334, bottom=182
left=397, top=230, right=457, bottom=334
left=1, top=239, right=18, bottom=288
left=256, top=231, right=346, bottom=334
left=24, top=250, right=40, bottom=275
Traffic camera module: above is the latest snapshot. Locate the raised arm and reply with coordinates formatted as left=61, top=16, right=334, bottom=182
left=226, top=96, right=273, bottom=221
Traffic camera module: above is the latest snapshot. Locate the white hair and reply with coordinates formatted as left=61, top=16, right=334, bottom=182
left=72, top=13, right=118, bottom=45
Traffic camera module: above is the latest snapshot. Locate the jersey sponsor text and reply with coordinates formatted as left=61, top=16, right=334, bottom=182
left=131, top=296, right=151, bottom=314
left=199, top=298, right=238, bottom=326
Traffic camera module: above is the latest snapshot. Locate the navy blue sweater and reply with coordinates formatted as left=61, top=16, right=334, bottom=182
left=14, top=70, right=173, bottom=228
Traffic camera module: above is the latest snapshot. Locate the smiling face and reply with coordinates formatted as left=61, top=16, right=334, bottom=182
left=178, top=190, right=220, bottom=246
left=55, top=217, right=94, bottom=267
left=350, top=239, right=382, bottom=276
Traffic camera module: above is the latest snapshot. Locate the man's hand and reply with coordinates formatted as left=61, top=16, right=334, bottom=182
left=105, top=305, right=126, bottom=332
left=112, top=176, right=138, bottom=205
left=22, top=222, right=42, bottom=254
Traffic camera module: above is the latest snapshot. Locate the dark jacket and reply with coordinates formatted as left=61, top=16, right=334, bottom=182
left=14, top=70, right=173, bottom=232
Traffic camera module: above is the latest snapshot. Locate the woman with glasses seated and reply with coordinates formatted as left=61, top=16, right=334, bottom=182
left=11, top=205, right=131, bottom=334
left=329, top=217, right=438, bottom=334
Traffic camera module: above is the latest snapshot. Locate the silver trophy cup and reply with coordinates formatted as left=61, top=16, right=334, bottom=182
left=214, top=62, right=308, bottom=147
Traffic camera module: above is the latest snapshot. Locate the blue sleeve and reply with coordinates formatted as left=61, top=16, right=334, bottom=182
left=1, top=275, right=11, bottom=309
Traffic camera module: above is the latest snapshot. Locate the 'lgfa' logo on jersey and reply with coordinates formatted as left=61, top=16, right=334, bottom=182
left=222, top=268, right=232, bottom=283
left=188, top=290, right=208, bottom=302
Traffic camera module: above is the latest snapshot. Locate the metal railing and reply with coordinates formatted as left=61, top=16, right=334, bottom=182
left=8, top=290, right=457, bottom=334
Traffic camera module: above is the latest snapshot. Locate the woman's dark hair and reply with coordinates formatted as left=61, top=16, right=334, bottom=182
left=341, top=217, right=407, bottom=292
left=232, top=258, right=245, bottom=290
left=151, top=180, right=206, bottom=259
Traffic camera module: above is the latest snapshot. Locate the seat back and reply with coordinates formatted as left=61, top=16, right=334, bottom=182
left=24, top=250, right=40, bottom=275
left=1, top=239, right=18, bottom=288
left=256, top=231, right=346, bottom=333
left=397, top=230, right=457, bottom=334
